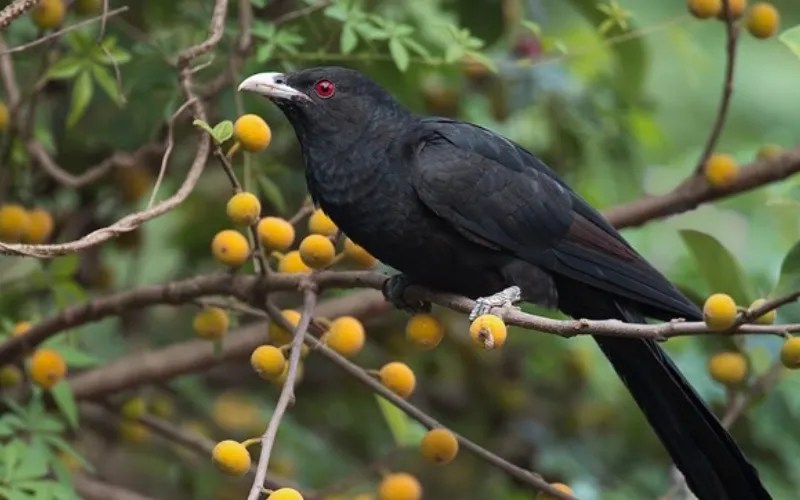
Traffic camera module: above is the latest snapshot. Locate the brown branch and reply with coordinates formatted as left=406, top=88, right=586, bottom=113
left=73, top=473, right=153, bottom=500
left=147, top=98, right=197, bottom=207
left=0, top=0, right=41, bottom=31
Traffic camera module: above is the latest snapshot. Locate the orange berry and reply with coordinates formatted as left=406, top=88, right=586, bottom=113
left=537, top=483, right=574, bottom=500
left=688, top=0, right=721, bottom=19
left=708, top=352, right=748, bottom=386
left=233, top=114, right=272, bottom=152
left=703, top=293, right=738, bottom=331
left=257, top=216, right=295, bottom=251
left=11, top=321, right=32, bottom=337
left=298, top=234, right=336, bottom=269
left=745, top=2, right=779, bottom=39
left=704, top=153, right=738, bottom=188
left=378, top=472, right=422, bottom=500
left=780, top=337, right=800, bottom=369
left=0, top=204, right=30, bottom=242
left=31, top=0, right=65, bottom=30
left=226, top=192, right=261, bottom=226
left=343, top=238, right=377, bottom=269
left=192, top=307, right=230, bottom=340
left=405, top=314, right=444, bottom=349
left=308, top=209, right=338, bottom=236
left=324, top=316, right=366, bottom=358
left=29, top=348, right=67, bottom=389
left=24, top=208, right=54, bottom=243
left=268, top=309, right=301, bottom=346
left=717, top=0, right=747, bottom=19
left=469, top=314, right=508, bottom=349
left=420, top=428, right=459, bottom=465
left=251, top=345, right=287, bottom=379
left=212, top=440, right=251, bottom=476
left=278, top=250, right=311, bottom=274
left=211, top=229, right=250, bottom=267
left=268, top=488, right=304, bottom=500
left=378, top=362, right=416, bottom=399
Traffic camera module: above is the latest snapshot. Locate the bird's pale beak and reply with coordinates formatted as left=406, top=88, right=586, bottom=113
left=237, top=72, right=310, bottom=102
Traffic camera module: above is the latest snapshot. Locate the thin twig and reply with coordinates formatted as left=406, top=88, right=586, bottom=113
left=0, top=0, right=42, bottom=31
left=147, top=98, right=197, bottom=208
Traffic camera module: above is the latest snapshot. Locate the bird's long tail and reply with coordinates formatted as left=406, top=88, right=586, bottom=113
left=594, top=305, right=770, bottom=500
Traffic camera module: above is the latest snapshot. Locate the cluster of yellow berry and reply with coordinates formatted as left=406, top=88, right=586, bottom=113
left=0, top=204, right=54, bottom=243
left=0, top=321, right=69, bottom=391
left=28, top=0, right=103, bottom=31
left=703, top=292, right=800, bottom=386
left=688, top=0, right=781, bottom=39
left=118, top=396, right=152, bottom=444
left=704, top=144, right=782, bottom=189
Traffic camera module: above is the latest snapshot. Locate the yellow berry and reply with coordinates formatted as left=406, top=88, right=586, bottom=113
left=212, top=440, right=251, bottom=476
left=379, top=362, right=416, bottom=399
left=268, top=488, right=304, bottom=500
left=24, top=208, right=54, bottom=244
left=74, top=0, right=102, bottom=15
left=420, top=428, right=459, bottom=465
left=12, top=321, right=31, bottom=337
left=343, top=238, right=377, bottom=269
left=29, top=348, right=67, bottom=389
left=469, top=314, right=508, bottom=349
left=119, top=421, right=150, bottom=444
left=325, top=316, right=365, bottom=358
left=0, top=204, right=30, bottom=242
left=278, top=250, right=312, bottom=274
left=226, top=192, right=261, bottom=226
left=704, top=153, right=738, bottom=188
left=234, top=114, right=272, bottom=152
left=708, top=352, right=748, bottom=386
left=120, top=397, right=147, bottom=420
left=0, top=366, right=22, bottom=387
left=537, top=483, right=574, bottom=500
left=688, top=0, right=721, bottom=19
left=150, top=395, right=175, bottom=419
left=193, top=307, right=230, bottom=340
left=746, top=2, right=779, bottom=39
left=405, top=314, right=444, bottom=350
left=257, top=216, right=295, bottom=251
left=0, top=101, right=8, bottom=132
left=211, top=229, right=250, bottom=267
left=749, top=298, right=776, bottom=325
left=212, top=393, right=262, bottom=433
left=299, top=234, right=336, bottom=269
left=378, top=473, right=422, bottom=500
left=272, top=362, right=305, bottom=388
left=703, top=293, right=738, bottom=331
left=31, top=0, right=65, bottom=30
left=756, top=143, right=782, bottom=160
left=718, top=0, right=747, bottom=19
left=780, top=337, right=800, bottom=369
left=268, top=309, right=301, bottom=346
left=308, top=209, right=338, bottom=236
left=251, top=345, right=287, bottom=379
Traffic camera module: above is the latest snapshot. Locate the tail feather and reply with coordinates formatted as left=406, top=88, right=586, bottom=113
left=594, top=304, right=770, bottom=500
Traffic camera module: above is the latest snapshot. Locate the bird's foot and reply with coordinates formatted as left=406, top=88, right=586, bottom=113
left=469, top=286, right=522, bottom=321
left=382, top=274, right=431, bottom=314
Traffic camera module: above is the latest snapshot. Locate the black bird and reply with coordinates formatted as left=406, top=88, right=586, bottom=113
left=239, top=66, right=770, bottom=500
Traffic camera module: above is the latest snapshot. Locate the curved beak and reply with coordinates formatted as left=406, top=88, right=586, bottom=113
left=237, top=72, right=310, bottom=102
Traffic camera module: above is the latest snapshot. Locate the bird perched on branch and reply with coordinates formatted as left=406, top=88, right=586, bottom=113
left=238, top=66, right=771, bottom=500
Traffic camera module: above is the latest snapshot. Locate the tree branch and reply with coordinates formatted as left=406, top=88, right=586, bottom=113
left=0, top=0, right=41, bottom=32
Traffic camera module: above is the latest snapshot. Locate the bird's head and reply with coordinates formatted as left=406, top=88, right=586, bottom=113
left=238, top=66, right=410, bottom=152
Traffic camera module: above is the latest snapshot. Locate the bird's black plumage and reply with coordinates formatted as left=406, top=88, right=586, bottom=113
left=240, top=66, right=770, bottom=500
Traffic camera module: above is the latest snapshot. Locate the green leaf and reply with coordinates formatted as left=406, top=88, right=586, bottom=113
left=773, top=240, right=800, bottom=296
left=250, top=0, right=267, bottom=7
left=91, top=65, right=124, bottom=106
left=375, top=395, right=427, bottom=447
left=256, top=42, right=276, bottom=63
left=464, top=50, right=497, bottom=73
left=324, top=3, right=348, bottom=21
left=50, top=381, right=79, bottom=431
left=12, top=441, right=48, bottom=481
left=48, top=254, right=79, bottom=281
left=340, top=25, right=358, bottom=54
left=193, top=119, right=215, bottom=138
left=3, top=439, right=24, bottom=481
left=402, top=38, right=431, bottom=60
left=444, top=45, right=464, bottom=64
left=46, top=58, right=83, bottom=80
left=212, top=120, right=234, bottom=144
left=257, top=175, right=287, bottom=214
left=779, top=25, right=800, bottom=59
left=679, top=230, right=753, bottom=305
left=43, top=436, right=95, bottom=474
left=53, top=345, right=101, bottom=368
left=53, top=281, right=87, bottom=307
left=389, top=38, right=410, bottom=71
left=521, top=20, right=542, bottom=37
left=66, top=71, right=94, bottom=129
left=26, top=414, right=64, bottom=434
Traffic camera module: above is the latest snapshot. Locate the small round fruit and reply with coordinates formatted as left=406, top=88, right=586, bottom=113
left=749, top=298, right=776, bottom=325
left=537, top=483, right=574, bottom=500
left=708, top=352, right=748, bottom=386
left=257, top=216, right=295, bottom=251
left=717, top=0, right=747, bottom=19
left=226, top=192, right=261, bottom=226
left=12, top=321, right=31, bottom=336
left=24, top=209, right=54, bottom=244
left=233, top=114, right=272, bottom=152
left=74, top=0, right=102, bottom=15
left=756, top=143, right=782, bottom=161
left=120, top=397, right=147, bottom=419
left=420, top=428, right=459, bottom=465
left=746, top=2, right=779, bottom=39
left=278, top=250, right=311, bottom=274
left=343, top=238, right=377, bottom=269
left=268, top=309, right=301, bottom=346
left=268, top=488, right=304, bottom=500
left=405, top=314, right=444, bottom=350
left=324, top=316, right=365, bottom=358
left=212, top=440, right=251, bottom=476
left=308, top=209, right=338, bottom=236
left=272, top=362, right=305, bottom=388
left=0, top=101, right=8, bottom=131
left=0, top=366, right=22, bottom=387
left=193, top=307, right=230, bottom=340
left=150, top=395, right=175, bottom=419
left=688, top=0, right=721, bottom=19
left=117, top=166, right=153, bottom=204
left=379, top=362, right=416, bottom=399
left=469, top=314, right=508, bottom=350
left=703, top=293, right=738, bottom=331
left=0, top=204, right=30, bottom=242
left=704, top=153, right=738, bottom=188
left=31, top=0, right=65, bottom=30
left=780, top=337, right=800, bottom=369
left=378, top=472, right=422, bottom=500
left=251, top=345, right=287, bottom=379
left=211, top=229, right=250, bottom=267
left=29, top=348, right=67, bottom=389
left=298, top=234, right=336, bottom=269
left=119, top=421, right=150, bottom=444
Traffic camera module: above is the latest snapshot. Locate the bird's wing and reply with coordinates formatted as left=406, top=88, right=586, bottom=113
left=409, top=117, right=699, bottom=319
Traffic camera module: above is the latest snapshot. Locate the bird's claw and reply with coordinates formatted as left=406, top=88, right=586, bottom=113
left=469, top=286, right=522, bottom=322
left=383, top=274, right=431, bottom=314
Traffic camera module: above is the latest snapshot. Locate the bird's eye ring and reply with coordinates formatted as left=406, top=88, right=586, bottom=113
left=314, top=80, right=335, bottom=99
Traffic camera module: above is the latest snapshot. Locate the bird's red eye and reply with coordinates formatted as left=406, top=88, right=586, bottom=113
left=314, top=80, right=335, bottom=99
